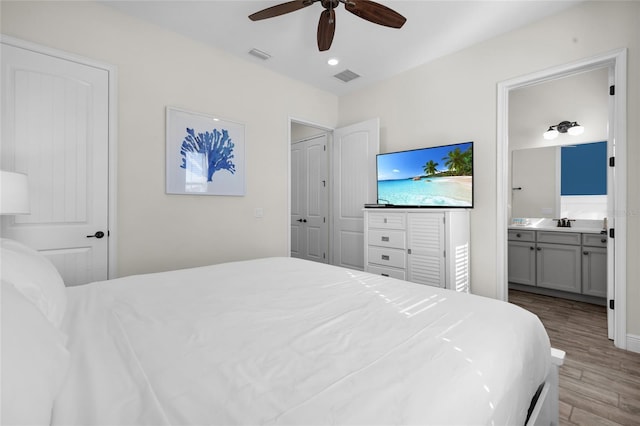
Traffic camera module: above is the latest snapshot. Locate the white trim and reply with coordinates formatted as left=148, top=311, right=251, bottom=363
left=626, top=334, right=640, bottom=354
left=496, top=49, right=627, bottom=350
left=1, top=34, right=119, bottom=279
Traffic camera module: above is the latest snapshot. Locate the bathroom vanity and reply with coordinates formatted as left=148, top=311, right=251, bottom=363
left=508, top=220, right=607, bottom=305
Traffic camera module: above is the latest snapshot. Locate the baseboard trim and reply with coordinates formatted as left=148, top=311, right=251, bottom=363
left=626, top=333, right=640, bottom=353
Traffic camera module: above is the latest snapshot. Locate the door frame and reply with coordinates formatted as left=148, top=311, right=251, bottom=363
left=496, top=49, right=627, bottom=349
left=1, top=35, right=119, bottom=279
left=288, top=117, right=333, bottom=261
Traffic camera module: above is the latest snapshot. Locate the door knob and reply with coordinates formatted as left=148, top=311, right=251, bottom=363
left=87, top=231, right=105, bottom=239
left=297, top=218, right=307, bottom=223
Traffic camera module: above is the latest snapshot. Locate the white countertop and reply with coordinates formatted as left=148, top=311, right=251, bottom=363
left=508, top=225, right=605, bottom=234
left=509, top=218, right=606, bottom=234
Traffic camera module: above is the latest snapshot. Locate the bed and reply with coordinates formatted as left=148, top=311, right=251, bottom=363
left=1, top=238, right=563, bottom=425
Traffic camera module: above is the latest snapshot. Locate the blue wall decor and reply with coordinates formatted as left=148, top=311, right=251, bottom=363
left=561, top=141, right=607, bottom=196
left=166, top=107, right=245, bottom=196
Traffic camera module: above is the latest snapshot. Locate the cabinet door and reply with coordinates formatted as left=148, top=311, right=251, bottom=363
left=536, top=243, right=581, bottom=293
left=582, top=246, right=607, bottom=298
left=508, top=241, right=536, bottom=286
left=407, top=213, right=445, bottom=287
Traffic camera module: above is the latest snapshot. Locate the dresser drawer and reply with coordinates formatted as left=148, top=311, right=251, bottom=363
left=366, top=264, right=406, bottom=280
left=367, top=212, right=406, bottom=230
left=368, top=229, right=406, bottom=249
left=368, top=246, right=406, bottom=269
left=582, top=233, right=608, bottom=248
left=537, top=231, right=581, bottom=245
left=508, top=229, right=535, bottom=242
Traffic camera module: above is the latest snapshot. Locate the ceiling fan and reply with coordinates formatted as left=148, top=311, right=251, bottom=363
left=248, top=0, right=407, bottom=51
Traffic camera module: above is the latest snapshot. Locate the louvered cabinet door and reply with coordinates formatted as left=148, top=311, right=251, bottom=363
left=407, top=213, right=445, bottom=287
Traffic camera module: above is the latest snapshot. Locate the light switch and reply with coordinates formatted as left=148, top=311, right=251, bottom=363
left=254, top=207, right=264, bottom=218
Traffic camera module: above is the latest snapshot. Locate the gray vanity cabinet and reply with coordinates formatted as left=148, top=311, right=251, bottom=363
left=507, top=230, right=536, bottom=286
left=508, top=228, right=607, bottom=303
left=582, top=234, right=608, bottom=298
left=536, top=232, right=582, bottom=294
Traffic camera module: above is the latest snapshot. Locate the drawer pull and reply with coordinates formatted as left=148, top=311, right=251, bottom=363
left=381, top=273, right=389, bottom=277
left=381, top=236, right=389, bottom=242
left=381, top=254, right=390, bottom=261
left=516, top=233, right=521, bottom=238
left=601, top=238, right=607, bottom=243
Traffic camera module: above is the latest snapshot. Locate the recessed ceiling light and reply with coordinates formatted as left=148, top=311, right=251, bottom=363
left=327, top=58, right=339, bottom=66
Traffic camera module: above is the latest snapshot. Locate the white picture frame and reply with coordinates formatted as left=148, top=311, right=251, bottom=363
left=166, top=106, right=245, bottom=196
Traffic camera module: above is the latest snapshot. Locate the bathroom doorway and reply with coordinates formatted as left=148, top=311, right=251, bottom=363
left=496, top=49, right=628, bottom=349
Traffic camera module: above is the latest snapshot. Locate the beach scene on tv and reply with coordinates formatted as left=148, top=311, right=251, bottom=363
left=377, top=142, right=473, bottom=207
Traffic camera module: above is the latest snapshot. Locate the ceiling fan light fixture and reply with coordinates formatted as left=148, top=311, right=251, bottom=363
left=249, top=0, right=406, bottom=52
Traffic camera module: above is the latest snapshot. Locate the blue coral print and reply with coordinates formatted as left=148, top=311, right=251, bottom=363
left=179, top=127, right=235, bottom=181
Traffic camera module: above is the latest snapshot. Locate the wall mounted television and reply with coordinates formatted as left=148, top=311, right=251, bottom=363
left=375, top=141, right=474, bottom=208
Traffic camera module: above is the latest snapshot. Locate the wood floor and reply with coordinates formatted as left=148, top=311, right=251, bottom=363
left=509, top=290, right=640, bottom=426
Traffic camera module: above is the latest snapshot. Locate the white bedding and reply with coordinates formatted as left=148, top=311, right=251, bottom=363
left=53, top=257, right=550, bottom=425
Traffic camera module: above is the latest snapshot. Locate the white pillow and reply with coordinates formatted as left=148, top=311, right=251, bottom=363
left=0, top=238, right=67, bottom=328
left=1, top=279, right=71, bottom=426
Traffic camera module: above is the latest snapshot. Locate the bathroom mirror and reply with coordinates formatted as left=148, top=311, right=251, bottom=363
left=511, top=141, right=607, bottom=220
left=508, top=66, right=609, bottom=222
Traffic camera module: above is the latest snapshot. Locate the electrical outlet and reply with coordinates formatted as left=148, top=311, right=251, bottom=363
left=254, top=208, right=264, bottom=218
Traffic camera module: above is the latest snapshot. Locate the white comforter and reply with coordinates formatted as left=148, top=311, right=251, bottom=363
left=53, top=257, right=550, bottom=425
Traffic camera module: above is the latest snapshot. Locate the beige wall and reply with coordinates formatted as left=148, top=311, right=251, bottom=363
left=1, top=1, right=339, bottom=276
left=339, top=1, right=640, bottom=336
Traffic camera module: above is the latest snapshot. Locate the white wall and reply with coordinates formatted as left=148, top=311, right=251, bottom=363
left=338, top=1, right=640, bottom=335
left=1, top=1, right=339, bottom=277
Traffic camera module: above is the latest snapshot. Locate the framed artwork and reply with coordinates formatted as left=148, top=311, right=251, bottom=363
left=166, top=107, right=245, bottom=196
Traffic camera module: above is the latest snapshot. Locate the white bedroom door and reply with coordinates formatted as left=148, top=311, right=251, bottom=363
left=332, top=118, right=379, bottom=270
left=0, top=41, right=110, bottom=286
left=291, top=134, right=328, bottom=263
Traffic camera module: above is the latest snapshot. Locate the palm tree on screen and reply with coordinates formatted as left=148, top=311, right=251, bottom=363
left=443, top=148, right=466, bottom=175
left=423, top=160, right=438, bottom=176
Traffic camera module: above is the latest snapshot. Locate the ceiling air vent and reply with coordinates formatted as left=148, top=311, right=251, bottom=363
left=333, top=69, right=360, bottom=83
left=248, top=48, right=271, bottom=60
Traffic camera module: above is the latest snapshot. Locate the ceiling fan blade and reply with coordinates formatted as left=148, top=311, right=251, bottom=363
left=249, top=0, right=314, bottom=21
left=344, top=0, right=406, bottom=28
left=317, top=9, right=336, bottom=51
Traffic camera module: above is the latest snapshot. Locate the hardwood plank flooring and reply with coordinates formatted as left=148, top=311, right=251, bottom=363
left=509, top=290, right=640, bottom=426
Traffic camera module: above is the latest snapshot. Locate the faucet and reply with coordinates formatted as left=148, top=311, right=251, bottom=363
left=554, top=218, right=575, bottom=228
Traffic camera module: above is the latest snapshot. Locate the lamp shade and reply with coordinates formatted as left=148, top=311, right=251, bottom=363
left=0, top=171, right=30, bottom=215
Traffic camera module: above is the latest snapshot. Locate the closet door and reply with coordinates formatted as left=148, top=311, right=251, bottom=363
left=1, top=41, right=110, bottom=286
left=332, top=118, right=379, bottom=270
left=291, top=135, right=328, bottom=263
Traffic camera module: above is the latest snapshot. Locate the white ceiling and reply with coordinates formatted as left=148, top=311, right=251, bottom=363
left=104, top=1, right=581, bottom=96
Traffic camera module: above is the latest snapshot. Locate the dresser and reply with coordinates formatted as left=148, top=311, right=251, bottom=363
left=364, top=209, right=470, bottom=292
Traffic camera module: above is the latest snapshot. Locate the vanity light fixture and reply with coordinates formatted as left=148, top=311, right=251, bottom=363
left=543, top=121, right=584, bottom=140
